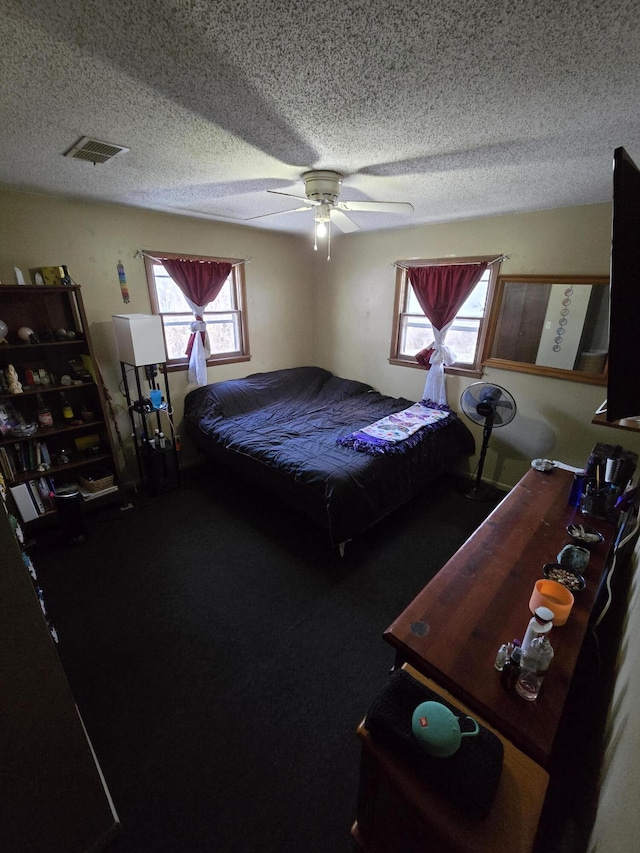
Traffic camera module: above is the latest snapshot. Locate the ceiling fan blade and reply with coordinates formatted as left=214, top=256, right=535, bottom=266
left=243, top=205, right=311, bottom=222
left=337, top=200, right=414, bottom=214
left=330, top=209, right=360, bottom=233
left=267, top=190, right=318, bottom=206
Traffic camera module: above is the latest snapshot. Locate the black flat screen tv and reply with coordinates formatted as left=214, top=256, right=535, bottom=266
left=606, top=146, right=640, bottom=422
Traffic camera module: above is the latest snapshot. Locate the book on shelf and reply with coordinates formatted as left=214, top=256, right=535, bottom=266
left=40, top=441, right=51, bottom=469
left=13, top=443, right=27, bottom=473
left=26, top=479, right=46, bottom=515
left=34, top=476, right=55, bottom=511
left=8, top=482, right=39, bottom=523
left=0, top=446, right=15, bottom=482
left=1, top=439, right=52, bottom=480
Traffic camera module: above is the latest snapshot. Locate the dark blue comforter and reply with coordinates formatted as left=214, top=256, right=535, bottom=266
left=184, top=366, right=474, bottom=546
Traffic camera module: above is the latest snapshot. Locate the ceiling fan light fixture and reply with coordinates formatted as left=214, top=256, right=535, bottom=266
left=314, top=205, right=331, bottom=239
left=263, top=168, right=412, bottom=259
left=303, top=170, right=343, bottom=203
left=313, top=204, right=332, bottom=259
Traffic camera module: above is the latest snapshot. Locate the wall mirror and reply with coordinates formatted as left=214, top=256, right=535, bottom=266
left=482, top=275, right=609, bottom=385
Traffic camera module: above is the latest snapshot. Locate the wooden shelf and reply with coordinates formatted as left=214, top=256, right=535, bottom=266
left=0, top=283, right=126, bottom=526
left=0, top=338, right=86, bottom=352
left=0, top=379, right=94, bottom=403
left=0, top=417, right=104, bottom=447
left=1, top=469, right=121, bottom=848
left=592, top=411, right=640, bottom=432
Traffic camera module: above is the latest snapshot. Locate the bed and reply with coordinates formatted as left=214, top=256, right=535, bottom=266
left=183, top=366, right=475, bottom=549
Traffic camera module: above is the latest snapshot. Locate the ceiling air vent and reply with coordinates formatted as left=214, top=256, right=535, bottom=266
left=63, top=136, right=129, bottom=165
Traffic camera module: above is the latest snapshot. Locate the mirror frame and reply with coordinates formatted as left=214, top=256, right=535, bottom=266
left=482, top=274, right=609, bottom=385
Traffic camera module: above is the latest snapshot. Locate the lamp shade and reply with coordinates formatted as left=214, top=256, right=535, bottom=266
left=112, top=314, right=166, bottom=366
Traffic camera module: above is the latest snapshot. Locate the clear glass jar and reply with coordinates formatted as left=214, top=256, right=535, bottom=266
left=516, top=635, right=554, bottom=701
left=494, top=642, right=511, bottom=671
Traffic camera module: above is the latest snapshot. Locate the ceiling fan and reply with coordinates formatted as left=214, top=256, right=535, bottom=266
left=247, top=170, right=414, bottom=258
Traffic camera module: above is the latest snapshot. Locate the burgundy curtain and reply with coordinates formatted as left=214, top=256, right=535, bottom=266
left=162, top=258, right=232, bottom=385
left=407, top=262, right=487, bottom=403
left=407, top=262, right=487, bottom=334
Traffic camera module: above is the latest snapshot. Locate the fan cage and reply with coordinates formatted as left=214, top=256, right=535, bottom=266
left=461, top=383, right=516, bottom=427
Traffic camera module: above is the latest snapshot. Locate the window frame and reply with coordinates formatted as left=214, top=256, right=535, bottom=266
left=144, top=250, right=250, bottom=373
left=389, top=255, right=501, bottom=378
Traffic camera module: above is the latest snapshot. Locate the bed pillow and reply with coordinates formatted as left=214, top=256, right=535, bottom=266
left=316, top=375, right=374, bottom=403
left=184, top=366, right=333, bottom=419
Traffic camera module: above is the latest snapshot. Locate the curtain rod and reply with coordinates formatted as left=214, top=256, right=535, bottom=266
left=134, top=249, right=249, bottom=266
left=393, top=254, right=509, bottom=270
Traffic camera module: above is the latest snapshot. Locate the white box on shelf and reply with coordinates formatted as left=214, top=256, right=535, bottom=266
left=9, top=483, right=39, bottom=523
left=112, top=314, right=166, bottom=366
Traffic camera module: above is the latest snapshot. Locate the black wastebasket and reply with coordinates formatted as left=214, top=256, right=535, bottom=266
left=54, top=487, right=89, bottom=545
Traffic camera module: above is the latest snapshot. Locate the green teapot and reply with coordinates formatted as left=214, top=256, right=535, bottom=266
left=411, top=701, right=480, bottom=758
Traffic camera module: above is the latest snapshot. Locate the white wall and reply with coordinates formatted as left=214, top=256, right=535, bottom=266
left=588, top=537, right=640, bottom=853
left=315, top=204, right=640, bottom=487
left=2, top=187, right=640, bottom=850
left=0, top=189, right=315, bottom=470
left=2, top=189, right=640, bottom=488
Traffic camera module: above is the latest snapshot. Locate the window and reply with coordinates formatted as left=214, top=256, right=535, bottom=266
left=389, top=256, right=500, bottom=376
left=144, top=251, right=250, bottom=370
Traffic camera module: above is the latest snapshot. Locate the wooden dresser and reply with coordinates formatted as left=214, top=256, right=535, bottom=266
left=382, top=466, right=616, bottom=767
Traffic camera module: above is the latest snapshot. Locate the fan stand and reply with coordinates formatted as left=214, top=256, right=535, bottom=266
left=465, top=405, right=503, bottom=501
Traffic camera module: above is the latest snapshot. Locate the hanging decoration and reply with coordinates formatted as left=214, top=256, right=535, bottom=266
left=552, top=286, right=573, bottom=352
left=117, top=260, right=130, bottom=303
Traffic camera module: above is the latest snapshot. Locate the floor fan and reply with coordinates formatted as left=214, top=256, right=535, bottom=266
left=460, top=382, right=517, bottom=500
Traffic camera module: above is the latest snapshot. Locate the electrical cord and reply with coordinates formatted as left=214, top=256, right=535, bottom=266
left=592, top=505, right=640, bottom=631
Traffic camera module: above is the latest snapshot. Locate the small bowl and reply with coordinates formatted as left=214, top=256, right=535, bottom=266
left=531, top=458, right=555, bottom=473
left=556, top=543, right=590, bottom=573
left=529, top=578, right=575, bottom=626
left=543, top=562, right=586, bottom=592
left=566, top=523, right=604, bottom=547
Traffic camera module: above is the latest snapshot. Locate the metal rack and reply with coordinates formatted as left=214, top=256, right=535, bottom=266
left=120, top=361, right=179, bottom=494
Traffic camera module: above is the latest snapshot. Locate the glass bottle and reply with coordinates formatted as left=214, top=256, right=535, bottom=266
left=36, top=393, right=53, bottom=428
left=516, top=635, right=554, bottom=701
left=494, top=642, right=511, bottom=671
left=60, top=391, right=74, bottom=423
left=500, top=640, right=522, bottom=691
left=521, top=606, right=554, bottom=653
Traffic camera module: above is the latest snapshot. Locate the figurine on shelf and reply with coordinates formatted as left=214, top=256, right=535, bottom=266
left=0, top=319, right=8, bottom=345
left=17, top=326, right=39, bottom=344
left=6, top=364, right=23, bottom=394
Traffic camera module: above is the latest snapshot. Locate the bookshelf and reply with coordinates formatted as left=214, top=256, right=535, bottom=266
left=0, top=284, right=126, bottom=525
left=0, top=473, right=121, bottom=848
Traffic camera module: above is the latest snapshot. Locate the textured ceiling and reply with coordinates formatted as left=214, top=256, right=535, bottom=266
left=1, top=0, right=639, bottom=235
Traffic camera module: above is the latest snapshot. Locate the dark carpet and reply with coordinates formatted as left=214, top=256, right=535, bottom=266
left=30, top=463, right=501, bottom=853
left=30, top=464, right=619, bottom=853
